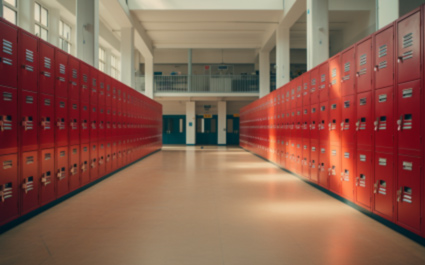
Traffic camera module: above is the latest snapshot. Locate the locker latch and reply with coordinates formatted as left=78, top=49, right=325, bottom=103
left=81, top=163, right=87, bottom=172
left=82, top=121, right=88, bottom=130
left=70, top=165, right=78, bottom=175
left=373, top=180, right=379, bottom=194
left=57, top=119, right=65, bottom=130
left=355, top=177, right=359, bottom=186
left=396, top=187, right=403, bottom=202
left=355, top=119, right=360, bottom=131
left=70, top=120, right=77, bottom=130
left=91, top=121, right=97, bottom=129
left=328, top=122, right=332, bottom=131
left=91, top=159, right=97, bottom=168
left=374, top=65, right=379, bottom=72
left=374, top=118, right=379, bottom=131
left=41, top=117, right=51, bottom=130
left=106, top=155, right=111, bottom=162
left=21, top=177, right=34, bottom=194
left=99, top=157, right=104, bottom=165
left=0, top=183, right=13, bottom=203
left=57, top=169, right=66, bottom=180
left=41, top=172, right=52, bottom=186
left=397, top=115, right=403, bottom=131
left=22, top=116, right=33, bottom=131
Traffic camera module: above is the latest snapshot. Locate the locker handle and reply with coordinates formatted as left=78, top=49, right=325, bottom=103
left=328, top=168, right=331, bottom=176
left=373, top=180, right=379, bottom=194
left=41, top=173, right=50, bottom=186
left=355, top=119, right=360, bottom=131
left=0, top=120, right=4, bottom=132
left=396, top=187, right=403, bottom=202
left=356, top=72, right=360, bottom=77
left=91, top=160, right=96, bottom=168
left=57, top=170, right=65, bottom=179
left=0, top=186, right=5, bottom=203
left=340, top=121, right=345, bottom=131
left=397, top=115, right=403, bottom=131
left=397, top=57, right=403, bottom=63
left=21, top=178, right=32, bottom=194
left=328, top=122, right=332, bottom=131
left=70, top=166, right=77, bottom=175
left=374, top=66, right=379, bottom=72
left=81, top=164, right=87, bottom=172
left=355, top=177, right=360, bottom=186
left=374, top=118, right=379, bottom=131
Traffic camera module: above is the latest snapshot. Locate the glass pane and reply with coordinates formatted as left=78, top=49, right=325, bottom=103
left=4, top=0, right=17, bottom=7
left=99, top=62, right=105, bottom=72
left=167, top=119, right=173, bottom=133
left=179, top=119, right=183, bottom=133
left=3, top=6, right=17, bottom=25
left=59, top=38, right=63, bottom=49
left=111, top=55, right=116, bottom=66
left=41, top=7, right=48, bottom=27
left=196, top=118, right=202, bottom=133
left=111, top=68, right=116, bottom=78
left=210, top=119, right=216, bottom=133
left=34, top=3, right=40, bottom=23
left=67, top=43, right=72, bottom=54
left=227, top=119, right=233, bottom=133
left=64, top=23, right=71, bottom=40
left=34, top=25, right=40, bottom=37
left=59, top=21, right=63, bottom=37
left=41, top=28, right=48, bottom=41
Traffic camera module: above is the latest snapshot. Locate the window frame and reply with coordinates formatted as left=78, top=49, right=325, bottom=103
left=59, top=19, right=72, bottom=54
left=111, top=54, right=120, bottom=79
left=98, top=47, right=106, bottom=72
left=3, top=0, right=18, bottom=25
left=34, top=2, right=49, bottom=41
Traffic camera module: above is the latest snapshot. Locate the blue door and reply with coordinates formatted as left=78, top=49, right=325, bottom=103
left=226, top=115, right=239, bottom=145
left=196, top=115, right=218, bottom=145
left=163, top=115, right=186, bottom=144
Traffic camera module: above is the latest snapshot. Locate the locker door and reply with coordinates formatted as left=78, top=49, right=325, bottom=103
left=310, top=104, right=319, bottom=142
left=355, top=150, right=372, bottom=209
left=112, top=109, right=117, bottom=139
left=90, top=143, right=98, bottom=181
left=319, top=62, right=329, bottom=102
left=356, top=38, right=372, bottom=93
left=397, top=80, right=421, bottom=157
left=55, top=147, right=68, bottom=198
left=373, top=153, right=394, bottom=220
left=20, top=90, right=38, bottom=152
left=295, top=78, right=303, bottom=108
left=112, top=141, right=117, bottom=171
left=80, top=62, right=90, bottom=102
left=329, top=146, right=341, bottom=194
left=80, top=103, right=89, bottom=144
left=356, top=92, right=373, bottom=149
left=302, top=73, right=310, bottom=106
left=374, top=87, right=394, bottom=153
left=55, top=98, right=68, bottom=147
left=106, top=142, right=112, bottom=174
left=80, top=144, right=90, bottom=186
left=310, top=141, right=319, bottom=183
left=329, top=99, right=341, bottom=146
left=69, top=100, right=80, bottom=146
left=290, top=84, right=296, bottom=110
left=69, top=145, right=80, bottom=192
left=341, top=95, right=356, bottom=147
left=39, top=40, right=54, bottom=95
left=98, top=107, right=105, bottom=141
left=0, top=154, right=18, bottom=225
left=397, top=10, right=421, bottom=84
left=375, top=25, right=394, bottom=89
left=90, top=105, right=98, bottom=142
left=0, top=86, right=18, bottom=155
left=295, top=138, right=302, bottom=175
left=55, top=49, right=68, bottom=98
left=302, top=107, right=310, bottom=141
left=319, top=103, right=329, bottom=143
left=98, top=72, right=105, bottom=106
left=98, top=142, right=106, bottom=178
left=341, top=47, right=356, bottom=96
left=68, top=56, right=79, bottom=100
left=39, top=149, right=55, bottom=205
left=302, top=140, right=310, bottom=179
left=105, top=77, right=112, bottom=107
left=341, top=147, right=355, bottom=201
left=106, top=108, right=112, bottom=141
left=90, top=68, right=98, bottom=105
left=329, top=55, right=341, bottom=100
left=18, top=30, right=38, bottom=92
left=39, top=94, right=54, bottom=149
left=117, top=140, right=123, bottom=169
left=396, top=155, right=421, bottom=232
left=310, top=67, right=319, bottom=104
left=20, top=151, right=39, bottom=214
left=318, top=144, right=329, bottom=188
left=0, top=20, right=18, bottom=89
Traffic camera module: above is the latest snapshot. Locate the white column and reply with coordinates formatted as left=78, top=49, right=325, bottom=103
left=144, top=55, right=154, bottom=98
left=377, top=0, right=398, bottom=29
left=76, top=0, right=99, bottom=68
left=307, top=0, right=329, bottom=70
left=276, top=24, right=290, bottom=88
left=218, top=101, right=227, bottom=145
left=49, top=8, right=60, bottom=48
left=105, top=48, right=112, bottom=76
left=18, top=0, right=35, bottom=33
left=120, top=27, right=135, bottom=88
left=259, top=50, right=270, bottom=98
left=0, top=0, right=3, bottom=18
left=186, top=101, right=196, bottom=145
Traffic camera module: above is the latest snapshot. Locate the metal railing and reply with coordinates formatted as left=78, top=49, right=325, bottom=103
left=135, top=75, right=145, bottom=92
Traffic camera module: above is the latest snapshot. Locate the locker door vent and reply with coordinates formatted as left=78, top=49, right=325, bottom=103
left=73, top=148, right=77, bottom=154
left=44, top=98, right=51, bottom=106
left=379, top=61, right=388, bottom=69
left=344, top=101, right=350, bottom=108
left=378, top=158, right=387, bottom=166
left=359, top=98, right=367, bottom=105
left=344, top=62, right=350, bottom=72
left=26, top=156, right=34, bottom=164
left=331, top=104, right=337, bottom=109
left=402, top=88, right=413, bottom=98
left=359, top=174, right=366, bottom=187
left=26, top=49, right=34, bottom=63
left=331, top=150, right=337, bottom=156
left=344, top=152, right=350, bottom=158
left=83, top=74, right=88, bottom=83
left=312, top=108, right=316, bottom=113
left=311, top=78, right=316, bottom=85
left=378, top=45, right=387, bottom=58
left=1, top=182, right=13, bottom=200
left=73, top=104, right=77, bottom=110
left=359, top=154, right=367, bottom=162
left=321, top=74, right=326, bottom=82
left=59, top=64, right=66, bottom=75
left=379, top=116, right=387, bottom=130
left=44, top=153, right=51, bottom=160
left=378, top=180, right=387, bottom=195
left=83, top=147, right=88, bottom=152
left=402, top=187, right=412, bottom=203
left=3, top=160, right=13, bottom=169
left=378, top=94, right=387, bottom=102
left=403, top=114, right=412, bottom=130
left=25, top=96, right=34, bottom=104
left=312, top=147, right=316, bottom=152
left=303, top=109, right=307, bottom=114
left=59, top=102, right=65, bottom=108
left=3, top=39, right=13, bottom=55
left=321, top=148, right=326, bottom=153
left=3, top=92, right=12, bottom=101
left=359, top=54, right=367, bottom=66
left=332, top=68, right=337, bottom=78
left=402, top=161, right=413, bottom=171
left=303, top=145, right=307, bottom=150
left=403, top=32, right=413, bottom=48
left=320, top=106, right=326, bottom=111
left=72, top=69, right=77, bottom=79
left=60, top=151, right=65, bottom=157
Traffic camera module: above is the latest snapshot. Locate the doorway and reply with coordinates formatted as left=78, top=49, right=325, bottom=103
left=226, top=115, right=239, bottom=145
left=196, top=115, right=218, bottom=145
left=163, top=115, right=186, bottom=144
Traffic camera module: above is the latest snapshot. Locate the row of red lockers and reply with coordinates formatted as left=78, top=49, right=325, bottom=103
left=240, top=6, right=425, bottom=238
left=0, top=18, right=163, bottom=227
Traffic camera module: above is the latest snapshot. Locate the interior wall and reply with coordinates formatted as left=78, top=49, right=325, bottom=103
left=159, top=100, right=255, bottom=115
left=399, top=0, right=425, bottom=17
left=342, top=10, right=376, bottom=49
left=152, top=49, right=257, bottom=64
left=153, top=64, right=256, bottom=75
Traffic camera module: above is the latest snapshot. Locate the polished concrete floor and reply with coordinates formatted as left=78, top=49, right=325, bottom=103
left=1, top=146, right=425, bottom=265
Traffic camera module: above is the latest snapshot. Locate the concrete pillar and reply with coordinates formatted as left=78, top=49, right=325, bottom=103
left=105, top=48, right=112, bottom=75
left=120, top=27, right=135, bottom=88
left=188, top=48, right=192, bottom=91
left=18, top=0, right=35, bottom=33
left=307, top=0, right=329, bottom=70
left=259, top=50, right=270, bottom=98
left=276, top=24, right=290, bottom=88
left=186, top=101, right=196, bottom=145
left=218, top=101, right=227, bottom=145
left=377, top=0, right=398, bottom=29
left=49, top=8, right=60, bottom=48
left=144, top=55, right=154, bottom=98
left=76, top=0, right=99, bottom=68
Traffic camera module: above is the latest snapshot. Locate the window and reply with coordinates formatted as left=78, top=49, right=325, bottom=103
left=111, top=54, right=120, bottom=79
left=99, top=47, right=105, bottom=72
left=59, top=20, right=72, bottom=53
left=34, top=2, right=48, bottom=41
left=3, top=0, right=18, bottom=25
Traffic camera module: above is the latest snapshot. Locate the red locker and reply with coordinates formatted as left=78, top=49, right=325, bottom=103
left=397, top=9, right=421, bottom=84
left=112, top=141, right=117, bottom=171
left=290, top=83, right=296, bottom=110
left=69, top=145, right=80, bottom=192
left=106, top=142, right=112, bottom=174
left=341, top=95, right=356, bottom=147
left=397, top=80, right=421, bottom=157
left=80, top=144, right=90, bottom=186
left=90, top=105, right=98, bottom=142
left=39, top=149, right=55, bottom=205
left=329, top=146, right=342, bottom=194
left=355, top=150, right=372, bottom=209
left=90, top=68, right=98, bottom=105
left=310, top=66, right=319, bottom=104
left=117, top=140, right=123, bottom=169
left=302, top=73, right=310, bottom=106
left=319, top=102, right=329, bottom=143
left=374, top=24, right=395, bottom=90
left=55, top=147, right=68, bottom=198
left=396, top=155, right=421, bottom=233
left=0, top=19, right=18, bottom=89
left=20, top=90, right=38, bottom=151
left=39, top=94, right=54, bottom=149
left=310, top=104, right=319, bottom=142
left=98, top=107, right=105, bottom=141
left=319, top=62, right=329, bottom=102
left=105, top=76, right=112, bottom=107
left=68, top=56, right=79, bottom=100
left=356, top=37, right=372, bottom=93
left=302, top=140, right=310, bottom=179
left=98, top=142, right=106, bottom=178
left=0, top=86, right=18, bottom=155
left=318, top=144, right=329, bottom=188
left=39, top=40, right=55, bottom=95
left=20, top=151, right=39, bottom=214
left=80, top=62, right=90, bottom=102
left=0, top=154, right=19, bottom=225
left=310, top=141, right=319, bottom=183
left=55, top=98, right=68, bottom=147
left=55, top=49, right=68, bottom=98
left=18, top=29, right=38, bottom=92
left=98, top=72, right=105, bottom=106
left=374, top=87, right=394, bottom=153
left=356, top=91, right=373, bottom=149
left=80, top=103, right=89, bottom=144
left=341, top=147, right=355, bottom=200
left=341, top=47, right=356, bottom=96
left=90, top=143, right=98, bottom=180
left=329, top=99, right=341, bottom=146
left=329, top=55, right=341, bottom=100
left=106, top=108, right=112, bottom=141
left=373, top=152, right=394, bottom=220
left=69, top=100, right=80, bottom=146
left=295, top=78, right=303, bottom=108
left=302, top=107, right=310, bottom=141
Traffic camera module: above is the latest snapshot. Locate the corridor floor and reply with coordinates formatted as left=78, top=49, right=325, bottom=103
left=1, top=146, right=425, bottom=265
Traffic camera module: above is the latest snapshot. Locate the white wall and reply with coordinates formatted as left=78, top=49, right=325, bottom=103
left=342, top=10, right=376, bottom=49
left=270, top=48, right=307, bottom=65
left=161, top=101, right=187, bottom=115
left=128, top=0, right=283, bottom=10
left=152, top=49, right=257, bottom=64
